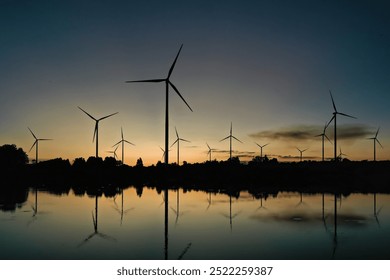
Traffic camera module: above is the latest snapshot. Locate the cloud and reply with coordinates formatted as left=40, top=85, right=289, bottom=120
left=249, top=124, right=374, bottom=141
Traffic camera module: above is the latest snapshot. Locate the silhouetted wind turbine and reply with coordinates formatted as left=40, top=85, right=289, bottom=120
left=113, top=127, right=135, bottom=165
left=170, top=127, right=190, bottom=165
left=106, top=145, right=119, bottom=160
left=78, top=107, right=118, bottom=158
left=220, top=122, right=243, bottom=161
left=126, top=44, right=193, bottom=164
left=327, top=90, right=357, bottom=161
left=338, top=148, right=347, bottom=161
left=255, top=142, right=269, bottom=159
left=368, top=127, right=383, bottom=161
left=28, top=127, right=52, bottom=164
left=206, top=143, right=216, bottom=162
left=296, top=147, right=308, bottom=162
left=315, top=122, right=332, bottom=161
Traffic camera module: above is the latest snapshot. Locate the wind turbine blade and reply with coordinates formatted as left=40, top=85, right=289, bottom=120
left=376, top=139, right=383, bottom=148
left=232, top=136, right=243, bottom=143
left=168, top=44, right=183, bottom=79
left=125, top=78, right=165, bottom=83
left=337, top=112, right=357, bottom=119
left=325, top=134, right=332, bottom=144
left=230, top=122, right=232, bottom=135
left=302, top=148, right=308, bottom=152
left=255, top=142, right=261, bottom=148
left=121, top=127, right=124, bottom=139
left=99, top=112, right=118, bottom=121
left=375, top=127, right=380, bottom=138
left=175, top=127, right=179, bottom=138
left=38, top=138, right=52, bottom=141
left=220, top=136, right=230, bottom=142
left=112, top=140, right=121, bottom=147
left=28, top=127, right=37, bottom=140
left=180, top=138, right=190, bottom=143
left=206, top=143, right=211, bottom=149
left=29, top=140, right=37, bottom=152
left=170, top=139, right=178, bottom=147
left=315, top=133, right=323, bottom=137
left=93, top=123, right=97, bottom=142
left=169, top=81, right=193, bottom=112
left=329, top=90, right=337, bottom=112
left=160, top=146, right=165, bottom=152
left=327, top=115, right=335, bottom=127
left=78, top=106, right=97, bottom=121
left=296, top=147, right=301, bottom=152
left=262, top=143, right=269, bottom=147
left=124, top=140, right=135, bottom=146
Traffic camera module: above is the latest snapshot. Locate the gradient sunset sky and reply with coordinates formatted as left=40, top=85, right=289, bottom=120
left=1, top=0, right=389, bottom=165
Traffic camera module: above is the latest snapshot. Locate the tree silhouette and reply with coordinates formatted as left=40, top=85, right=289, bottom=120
left=0, top=144, right=28, bottom=167
left=136, top=158, right=144, bottom=167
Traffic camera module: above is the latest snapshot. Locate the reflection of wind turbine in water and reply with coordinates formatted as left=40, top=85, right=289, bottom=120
left=163, top=188, right=191, bottom=259
left=78, top=195, right=116, bottom=247
left=327, top=90, right=357, bottom=161
left=373, top=193, right=382, bottom=226
left=332, top=193, right=338, bottom=259
left=255, top=194, right=268, bottom=211
left=170, top=127, right=190, bottom=165
left=126, top=44, right=193, bottom=165
left=222, top=194, right=240, bottom=232
left=206, top=192, right=214, bottom=210
left=296, top=147, right=308, bottom=162
left=368, top=127, right=383, bottom=161
left=315, top=122, right=332, bottom=161
left=170, top=189, right=188, bottom=225
left=321, top=193, right=329, bottom=231
left=113, top=127, right=135, bottom=165
left=255, top=142, right=269, bottom=160
left=78, top=106, right=118, bottom=158
left=220, top=122, right=243, bottom=161
left=28, top=127, right=52, bottom=164
left=112, top=189, right=134, bottom=226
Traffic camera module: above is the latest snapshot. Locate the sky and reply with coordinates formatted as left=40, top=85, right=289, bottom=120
left=0, top=0, right=389, bottom=165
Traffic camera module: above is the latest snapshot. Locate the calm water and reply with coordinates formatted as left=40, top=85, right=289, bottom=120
left=1, top=187, right=389, bottom=260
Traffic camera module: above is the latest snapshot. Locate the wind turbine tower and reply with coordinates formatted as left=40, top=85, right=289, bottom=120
left=368, top=127, right=383, bottom=161
left=315, top=122, right=332, bottom=161
left=170, top=127, right=190, bottom=165
left=113, top=127, right=135, bottom=165
left=296, top=147, right=308, bottom=162
left=28, top=127, right=52, bottom=164
left=220, top=122, right=243, bottom=161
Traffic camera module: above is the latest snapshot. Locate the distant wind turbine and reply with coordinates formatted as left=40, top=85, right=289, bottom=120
left=255, top=142, right=269, bottom=159
left=220, top=122, right=243, bottom=161
left=327, top=90, right=357, bottom=161
left=338, top=148, right=347, bottom=161
left=113, top=127, right=135, bottom=165
left=315, top=122, right=332, bottom=161
left=368, top=127, right=383, bottom=161
left=126, top=44, right=193, bottom=164
left=170, top=127, right=190, bottom=165
left=206, top=143, right=216, bottom=162
left=78, top=106, right=118, bottom=158
left=106, top=145, right=119, bottom=160
left=28, top=127, right=52, bottom=164
left=296, top=147, right=308, bottom=162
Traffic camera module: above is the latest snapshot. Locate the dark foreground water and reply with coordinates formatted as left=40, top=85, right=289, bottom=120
left=1, top=187, right=389, bottom=260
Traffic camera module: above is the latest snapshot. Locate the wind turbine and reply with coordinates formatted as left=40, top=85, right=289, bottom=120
left=327, top=90, right=357, bottom=161
left=78, top=106, right=118, bottom=158
left=113, top=127, right=135, bottom=165
left=315, top=122, right=332, bottom=161
left=338, top=147, right=348, bottom=161
left=206, top=143, right=216, bottom=162
left=106, top=145, right=119, bottom=160
left=255, top=142, right=269, bottom=159
left=220, top=122, right=243, bottom=161
left=170, top=127, right=190, bottom=165
left=296, top=147, right=308, bottom=162
left=28, top=127, right=52, bottom=164
left=368, top=127, right=383, bottom=161
left=126, top=44, right=193, bottom=164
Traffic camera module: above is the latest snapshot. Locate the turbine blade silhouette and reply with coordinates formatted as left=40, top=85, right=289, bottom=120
left=124, top=140, right=135, bottom=146
left=180, top=138, right=190, bottom=143
left=78, top=106, right=97, bottom=121
left=170, top=139, right=179, bottom=147
left=125, top=79, right=165, bottom=83
left=376, top=139, right=383, bottom=148
left=98, top=112, right=119, bottom=121
left=220, top=136, right=230, bottom=142
left=29, top=141, right=37, bottom=152
left=175, top=127, right=179, bottom=138
left=232, top=136, right=243, bottom=143
left=28, top=127, right=37, bottom=140
left=329, top=90, right=337, bottom=112
left=338, top=112, right=356, bottom=119
left=169, top=81, right=193, bottom=112
left=168, top=44, right=183, bottom=79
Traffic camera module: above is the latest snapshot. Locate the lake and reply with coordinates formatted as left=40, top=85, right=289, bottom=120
left=1, top=186, right=389, bottom=260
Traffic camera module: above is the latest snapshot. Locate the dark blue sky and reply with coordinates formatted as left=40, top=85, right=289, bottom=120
left=1, top=0, right=389, bottom=163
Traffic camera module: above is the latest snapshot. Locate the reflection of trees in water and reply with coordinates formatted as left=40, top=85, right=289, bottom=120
left=0, top=187, right=28, bottom=212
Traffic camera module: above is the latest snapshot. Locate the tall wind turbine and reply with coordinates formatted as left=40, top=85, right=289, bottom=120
left=106, top=145, right=119, bottom=160
left=126, top=44, right=193, bottom=164
left=170, top=127, right=190, bottom=165
left=28, top=127, right=52, bottom=164
left=327, top=90, right=356, bottom=161
left=315, top=122, right=332, bottom=161
left=78, top=106, right=118, bottom=158
left=220, top=122, right=243, bottom=161
left=296, top=147, right=308, bottom=162
left=255, top=142, right=269, bottom=159
left=113, top=127, right=135, bottom=165
left=368, top=127, right=383, bottom=161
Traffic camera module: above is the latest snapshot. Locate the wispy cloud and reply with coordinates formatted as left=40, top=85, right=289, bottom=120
left=249, top=124, right=373, bottom=141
